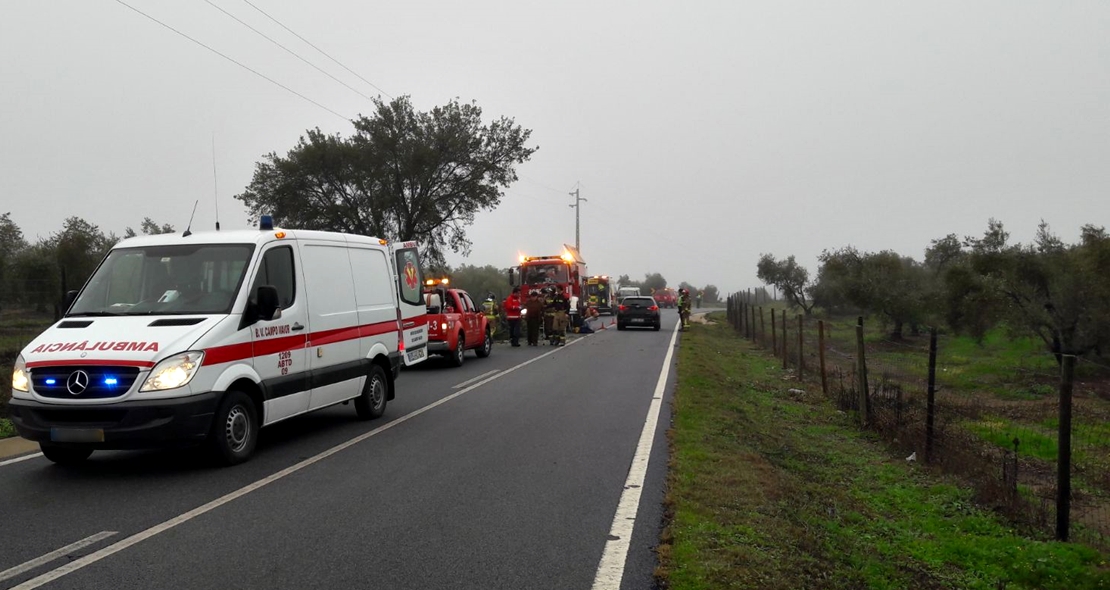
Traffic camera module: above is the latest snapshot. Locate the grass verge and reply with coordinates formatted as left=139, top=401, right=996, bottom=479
left=657, top=319, right=1110, bottom=589
left=0, top=418, right=14, bottom=439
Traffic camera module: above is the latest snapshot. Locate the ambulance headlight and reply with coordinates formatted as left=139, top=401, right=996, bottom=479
left=12, top=356, right=29, bottom=393
left=141, top=352, right=204, bottom=392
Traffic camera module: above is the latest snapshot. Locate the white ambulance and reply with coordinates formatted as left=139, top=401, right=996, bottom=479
left=9, top=218, right=429, bottom=465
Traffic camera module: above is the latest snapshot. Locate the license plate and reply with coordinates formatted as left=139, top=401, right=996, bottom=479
left=50, top=428, right=104, bottom=443
left=404, top=347, right=428, bottom=365
left=631, top=318, right=645, bottom=323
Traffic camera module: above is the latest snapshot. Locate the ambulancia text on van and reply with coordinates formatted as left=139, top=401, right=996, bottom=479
left=9, top=218, right=428, bottom=465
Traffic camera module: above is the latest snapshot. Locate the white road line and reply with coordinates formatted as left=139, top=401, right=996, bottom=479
left=452, top=369, right=500, bottom=389
left=0, top=531, right=117, bottom=583
left=11, top=339, right=581, bottom=590
left=590, top=320, right=680, bottom=590
left=0, top=453, right=43, bottom=468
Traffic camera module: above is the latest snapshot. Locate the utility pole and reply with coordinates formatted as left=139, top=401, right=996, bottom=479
left=569, top=186, right=587, bottom=252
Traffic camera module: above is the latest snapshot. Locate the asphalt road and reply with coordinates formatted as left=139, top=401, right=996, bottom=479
left=0, top=308, right=700, bottom=590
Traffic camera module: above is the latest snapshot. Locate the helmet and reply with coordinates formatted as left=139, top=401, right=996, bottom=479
left=529, top=289, right=539, bottom=296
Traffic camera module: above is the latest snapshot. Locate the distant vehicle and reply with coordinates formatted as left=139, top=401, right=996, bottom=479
left=617, top=296, right=661, bottom=331
left=9, top=219, right=428, bottom=466
left=616, top=286, right=641, bottom=301
left=423, top=278, right=493, bottom=366
left=654, top=288, right=677, bottom=309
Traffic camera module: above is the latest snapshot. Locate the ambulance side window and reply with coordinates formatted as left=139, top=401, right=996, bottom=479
left=251, top=246, right=296, bottom=308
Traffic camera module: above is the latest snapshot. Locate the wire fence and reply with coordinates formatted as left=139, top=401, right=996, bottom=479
left=727, top=294, right=1110, bottom=551
left=0, top=279, right=63, bottom=420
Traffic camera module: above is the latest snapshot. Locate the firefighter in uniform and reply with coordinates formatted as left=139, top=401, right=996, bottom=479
left=551, top=288, right=570, bottom=346
left=524, top=289, right=543, bottom=346
left=542, top=287, right=557, bottom=344
left=678, top=288, right=691, bottom=330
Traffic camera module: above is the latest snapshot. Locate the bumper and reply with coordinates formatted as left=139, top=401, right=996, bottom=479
left=427, top=340, right=452, bottom=354
left=8, top=392, right=222, bottom=450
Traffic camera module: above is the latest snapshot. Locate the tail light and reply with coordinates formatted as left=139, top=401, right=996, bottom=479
left=619, top=305, right=627, bottom=312
left=649, top=305, right=659, bottom=311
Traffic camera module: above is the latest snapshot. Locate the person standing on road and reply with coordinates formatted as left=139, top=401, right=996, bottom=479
left=542, top=287, right=557, bottom=344
left=503, top=287, right=522, bottom=347
left=524, top=289, right=543, bottom=346
left=677, top=288, right=691, bottom=330
left=696, top=290, right=702, bottom=309
left=551, top=288, right=570, bottom=346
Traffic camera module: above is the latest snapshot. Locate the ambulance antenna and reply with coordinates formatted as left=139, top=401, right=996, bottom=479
left=183, top=200, right=199, bottom=237
left=212, top=133, right=221, bottom=231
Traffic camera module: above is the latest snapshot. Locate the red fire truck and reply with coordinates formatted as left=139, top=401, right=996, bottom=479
left=511, top=245, right=588, bottom=301
left=422, top=278, right=493, bottom=367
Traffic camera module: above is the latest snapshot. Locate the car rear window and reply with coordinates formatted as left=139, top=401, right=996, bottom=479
left=624, top=298, right=655, bottom=306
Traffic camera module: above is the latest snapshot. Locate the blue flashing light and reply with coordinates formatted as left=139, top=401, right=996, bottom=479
left=45, top=378, right=56, bottom=385
left=103, top=377, right=118, bottom=386
left=259, top=215, right=274, bottom=231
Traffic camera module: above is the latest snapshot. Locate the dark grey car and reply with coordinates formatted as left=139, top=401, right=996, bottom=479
left=617, top=296, right=661, bottom=331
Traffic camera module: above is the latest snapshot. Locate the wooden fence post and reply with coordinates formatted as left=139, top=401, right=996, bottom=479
left=750, top=305, right=756, bottom=343
left=759, top=307, right=766, bottom=348
left=797, top=314, right=804, bottom=381
left=1057, top=354, right=1076, bottom=541
left=771, top=308, right=777, bottom=355
left=781, top=311, right=788, bottom=370
left=818, top=320, right=828, bottom=396
left=926, top=328, right=937, bottom=464
left=855, top=317, right=869, bottom=426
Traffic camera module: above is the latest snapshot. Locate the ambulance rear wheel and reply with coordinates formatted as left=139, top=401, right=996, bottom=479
left=40, top=444, right=92, bottom=466
left=208, top=390, right=258, bottom=466
left=451, top=334, right=466, bottom=367
left=476, top=328, right=492, bottom=358
left=355, top=364, right=388, bottom=420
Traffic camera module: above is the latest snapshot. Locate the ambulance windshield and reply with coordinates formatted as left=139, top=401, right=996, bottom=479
left=524, top=263, right=568, bottom=285
left=69, top=244, right=255, bottom=316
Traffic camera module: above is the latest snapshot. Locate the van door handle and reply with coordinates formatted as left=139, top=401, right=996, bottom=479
left=291, top=323, right=305, bottom=331
left=402, top=321, right=415, bottom=328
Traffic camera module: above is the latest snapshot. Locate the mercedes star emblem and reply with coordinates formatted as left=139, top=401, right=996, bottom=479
left=67, top=370, right=90, bottom=395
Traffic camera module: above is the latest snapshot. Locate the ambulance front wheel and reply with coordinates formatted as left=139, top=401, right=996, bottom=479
left=355, top=364, right=388, bottom=420
left=40, top=443, right=93, bottom=466
left=208, top=390, right=259, bottom=466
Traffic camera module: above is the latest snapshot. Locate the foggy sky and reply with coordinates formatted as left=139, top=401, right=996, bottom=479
left=2, top=0, right=1108, bottom=295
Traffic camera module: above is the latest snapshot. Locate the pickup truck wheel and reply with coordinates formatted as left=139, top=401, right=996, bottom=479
left=40, top=444, right=93, bottom=466
left=451, top=334, right=466, bottom=367
left=207, top=390, right=259, bottom=466
left=475, top=328, right=492, bottom=358
left=355, top=364, right=388, bottom=420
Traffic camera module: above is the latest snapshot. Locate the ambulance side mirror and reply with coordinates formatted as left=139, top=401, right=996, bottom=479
left=62, top=290, right=79, bottom=315
left=256, top=285, right=281, bottom=322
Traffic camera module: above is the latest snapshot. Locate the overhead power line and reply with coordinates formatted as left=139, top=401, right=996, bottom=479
left=202, top=0, right=378, bottom=104
left=113, top=0, right=351, bottom=122
left=241, top=0, right=393, bottom=99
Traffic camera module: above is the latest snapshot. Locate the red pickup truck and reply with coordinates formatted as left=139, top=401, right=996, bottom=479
left=423, top=283, right=493, bottom=366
